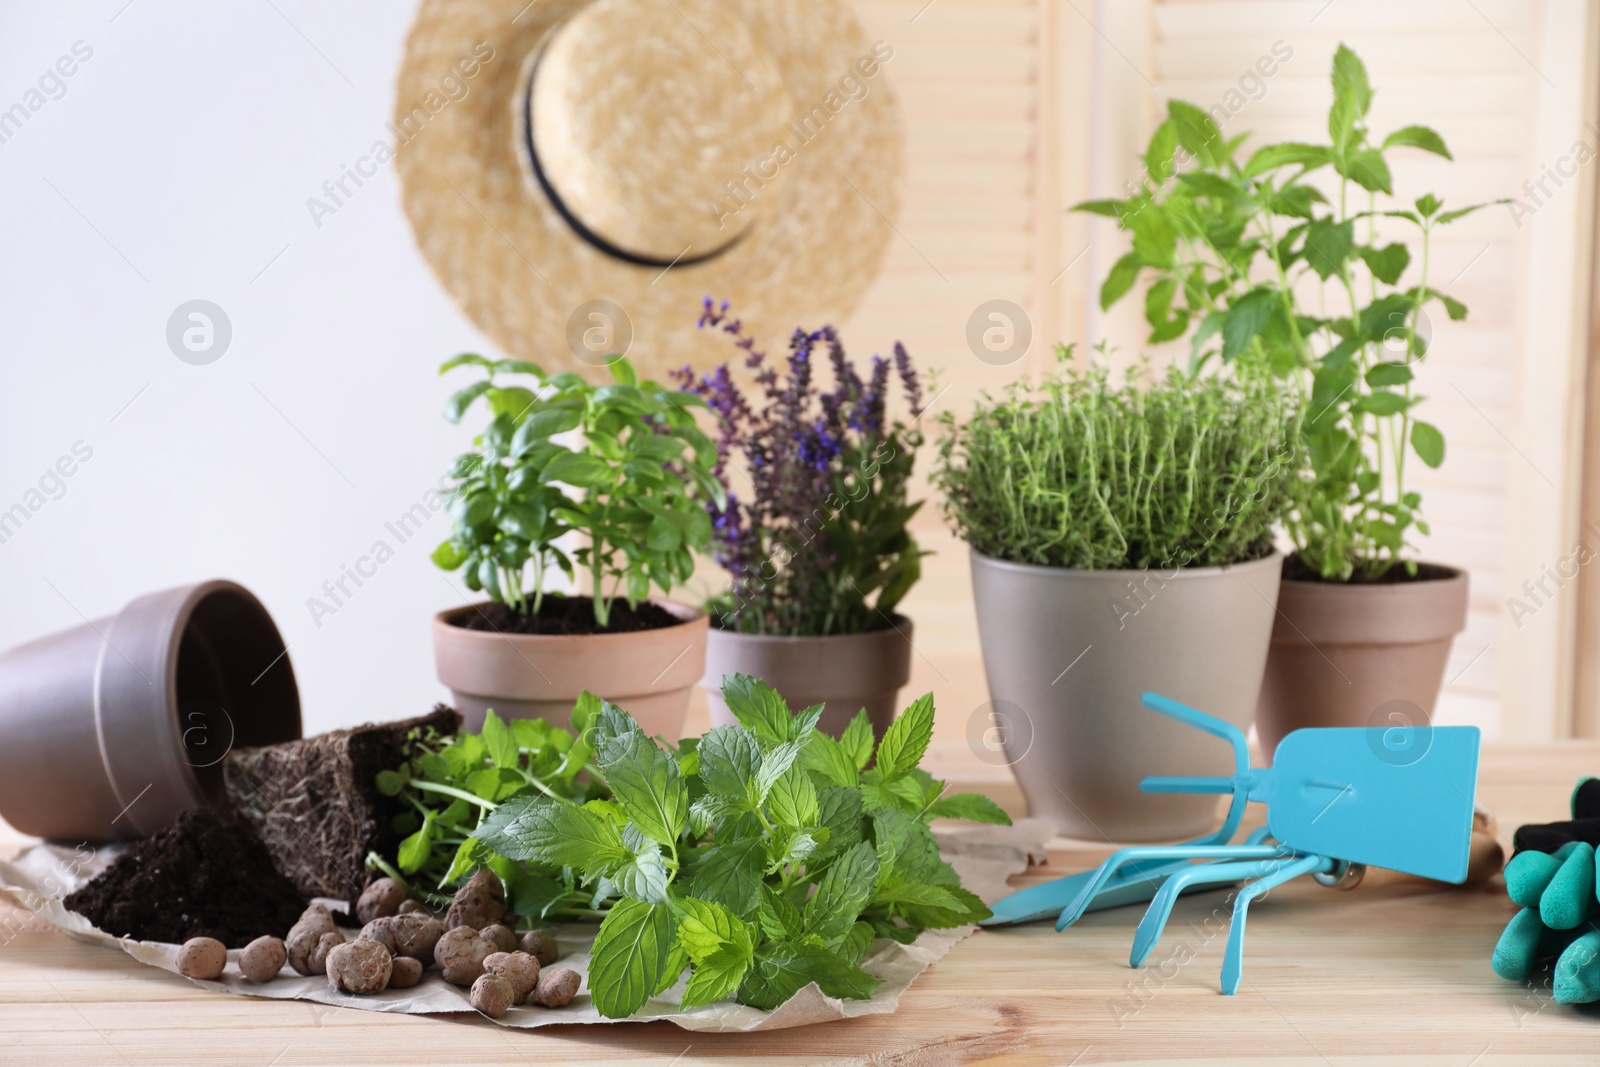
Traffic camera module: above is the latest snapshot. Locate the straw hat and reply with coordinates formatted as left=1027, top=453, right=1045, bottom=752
left=395, top=0, right=904, bottom=379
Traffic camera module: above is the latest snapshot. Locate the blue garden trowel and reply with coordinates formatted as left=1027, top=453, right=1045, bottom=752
left=984, top=693, right=1482, bottom=994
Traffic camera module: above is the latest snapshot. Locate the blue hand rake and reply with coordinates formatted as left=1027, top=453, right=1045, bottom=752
left=985, top=692, right=1482, bottom=994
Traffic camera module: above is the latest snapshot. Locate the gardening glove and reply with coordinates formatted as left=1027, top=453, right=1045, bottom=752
left=1512, top=778, right=1600, bottom=855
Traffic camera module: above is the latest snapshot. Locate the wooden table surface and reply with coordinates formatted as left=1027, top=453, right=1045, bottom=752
left=4, top=743, right=1600, bottom=1066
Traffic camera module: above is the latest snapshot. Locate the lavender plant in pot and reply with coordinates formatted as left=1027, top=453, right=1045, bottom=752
left=936, top=350, right=1302, bottom=840
left=1078, top=45, right=1499, bottom=756
left=429, top=353, right=724, bottom=738
left=675, top=299, right=926, bottom=739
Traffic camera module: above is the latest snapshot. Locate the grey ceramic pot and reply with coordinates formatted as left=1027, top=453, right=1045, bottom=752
left=969, top=549, right=1281, bottom=842
left=0, top=580, right=302, bottom=842
left=700, top=618, right=913, bottom=739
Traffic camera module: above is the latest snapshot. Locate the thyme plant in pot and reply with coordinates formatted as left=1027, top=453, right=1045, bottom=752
left=1078, top=45, right=1495, bottom=755
left=430, top=353, right=725, bottom=738
left=676, top=300, right=926, bottom=738
left=936, top=351, right=1302, bottom=840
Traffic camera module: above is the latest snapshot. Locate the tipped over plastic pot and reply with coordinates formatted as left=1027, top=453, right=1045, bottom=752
left=0, top=579, right=302, bottom=842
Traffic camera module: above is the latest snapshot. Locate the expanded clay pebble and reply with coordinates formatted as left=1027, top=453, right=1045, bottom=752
left=357, top=878, right=408, bottom=924
left=520, top=929, right=559, bottom=966
left=176, top=936, right=227, bottom=980
left=534, top=966, right=580, bottom=1008
left=470, top=973, right=517, bottom=1018
left=397, top=899, right=427, bottom=916
left=388, top=955, right=424, bottom=989
left=435, top=925, right=493, bottom=986
left=239, top=935, right=287, bottom=982
left=309, top=931, right=343, bottom=976
left=287, top=904, right=339, bottom=975
left=481, top=923, right=516, bottom=953
left=363, top=913, right=446, bottom=966
left=484, top=951, right=539, bottom=1000
left=327, top=938, right=393, bottom=995
left=446, top=869, right=505, bottom=931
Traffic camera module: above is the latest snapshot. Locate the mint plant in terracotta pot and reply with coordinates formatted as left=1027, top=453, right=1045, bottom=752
left=676, top=299, right=926, bottom=739
left=429, top=353, right=724, bottom=738
left=1078, top=45, right=1498, bottom=758
left=936, top=351, right=1302, bottom=840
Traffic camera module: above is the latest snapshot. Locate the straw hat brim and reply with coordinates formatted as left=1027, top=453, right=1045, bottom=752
left=394, top=0, right=905, bottom=380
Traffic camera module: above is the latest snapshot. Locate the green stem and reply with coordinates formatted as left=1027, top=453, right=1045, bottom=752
left=410, top=779, right=498, bottom=811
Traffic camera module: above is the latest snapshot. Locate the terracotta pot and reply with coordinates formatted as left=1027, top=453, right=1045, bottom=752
left=0, top=580, right=302, bottom=842
left=1255, top=561, right=1469, bottom=762
left=699, top=617, right=914, bottom=739
left=970, top=548, right=1280, bottom=842
left=432, top=599, right=707, bottom=737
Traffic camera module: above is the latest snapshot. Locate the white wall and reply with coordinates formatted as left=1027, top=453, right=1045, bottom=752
left=0, top=1, right=496, bottom=736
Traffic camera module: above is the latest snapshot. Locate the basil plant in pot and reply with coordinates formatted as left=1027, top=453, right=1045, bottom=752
left=674, top=299, right=926, bottom=739
left=936, top=350, right=1302, bottom=840
left=1080, top=45, right=1495, bottom=755
left=429, top=353, right=725, bottom=738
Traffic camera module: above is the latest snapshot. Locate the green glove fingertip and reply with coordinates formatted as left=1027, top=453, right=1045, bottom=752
left=1492, top=907, right=1547, bottom=981
left=1554, top=930, right=1600, bottom=1004
left=1541, top=842, right=1597, bottom=930
left=1506, top=851, right=1563, bottom=907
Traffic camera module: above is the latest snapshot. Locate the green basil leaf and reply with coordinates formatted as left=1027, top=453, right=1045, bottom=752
left=1411, top=420, right=1446, bottom=468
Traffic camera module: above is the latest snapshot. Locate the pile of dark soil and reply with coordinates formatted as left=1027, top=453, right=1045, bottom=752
left=223, top=705, right=460, bottom=906
left=451, top=595, right=682, bottom=635
left=64, top=808, right=305, bottom=947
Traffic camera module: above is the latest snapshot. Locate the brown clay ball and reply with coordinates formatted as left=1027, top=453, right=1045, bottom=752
left=356, top=877, right=408, bottom=924
left=535, top=966, right=581, bottom=1008
left=446, top=869, right=506, bottom=931
left=239, top=935, right=287, bottom=983
left=309, top=931, right=343, bottom=976
left=389, top=913, right=446, bottom=965
left=397, top=899, right=427, bottom=916
left=480, top=923, right=517, bottom=953
left=176, top=936, right=227, bottom=980
left=388, top=955, right=425, bottom=989
left=470, top=973, right=517, bottom=1018
left=326, top=938, right=393, bottom=994
left=484, top=950, right=540, bottom=1000
left=435, top=925, right=493, bottom=987
left=286, top=904, right=338, bottom=976
left=519, top=929, right=559, bottom=967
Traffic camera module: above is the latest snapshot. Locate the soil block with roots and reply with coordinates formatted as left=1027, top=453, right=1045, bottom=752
left=223, top=705, right=461, bottom=906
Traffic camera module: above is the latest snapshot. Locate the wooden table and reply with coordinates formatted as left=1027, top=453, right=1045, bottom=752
left=3, top=744, right=1599, bottom=1065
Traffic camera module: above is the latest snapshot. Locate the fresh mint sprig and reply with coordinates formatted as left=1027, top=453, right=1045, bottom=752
left=471, top=676, right=1010, bottom=1018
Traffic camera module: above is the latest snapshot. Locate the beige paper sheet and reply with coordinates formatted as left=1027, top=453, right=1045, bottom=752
left=0, top=819, right=1051, bottom=1033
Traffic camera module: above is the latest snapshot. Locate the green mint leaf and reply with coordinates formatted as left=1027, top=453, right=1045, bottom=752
left=1382, top=124, right=1451, bottom=159
left=789, top=703, right=824, bottom=741
left=674, top=896, right=757, bottom=963
left=653, top=939, right=689, bottom=996
left=589, top=699, right=645, bottom=750
left=840, top=921, right=876, bottom=966
left=799, top=730, right=858, bottom=789
left=804, top=841, right=879, bottom=947
left=687, top=825, right=766, bottom=918
left=873, top=694, right=935, bottom=781
left=753, top=739, right=804, bottom=802
left=767, top=827, right=824, bottom=874
left=589, top=899, right=674, bottom=1018
left=718, top=674, right=791, bottom=747
left=839, top=710, right=875, bottom=772
left=887, top=884, right=992, bottom=929
left=681, top=945, right=752, bottom=1010
left=473, top=795, right=626, bottom=872
left=815, top=787, right=864, bottom=859
left=927, top=792, right=1013, bottom=825
left=1303, top=218, right=1354, bottom=281
left=481, top=709, right=519, bottom=770
left=697, top=725, right=762, bottom=798
left=610, top=827, right=670, bottom=903
left=689, top=792, right=746, bottom=837
left=1099, top=251, right=1143, bottom=311
left=758, top=885, right=804, bottom=943
left=571, top=690, right=603, bottom=733
left=737, top=943, right=880, bottom=1010
left=767, top=764, right=820, bottom=829
left=596, top=729, right=687, bottom=847
left=872, top=881, right=966, bottom=911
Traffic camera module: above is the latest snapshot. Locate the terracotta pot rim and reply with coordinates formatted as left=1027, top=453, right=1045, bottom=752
left=434, top=596, right=706, bottom=641
left=1280, top=559, right=1467, bottom=589
left=706, top=614, right=910, bottom=644
left=969, top=546, right=1282, bottom=579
